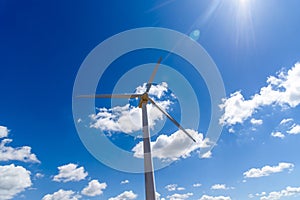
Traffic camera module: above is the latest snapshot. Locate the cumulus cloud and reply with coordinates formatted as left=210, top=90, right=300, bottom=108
left=0, top=138, right=40, bottom=163
left=0, top=126, right=9, bottom=138
left=280, top=118, right=293, bottom=125
left=211, top=184, right=233, bottom=190
left=136, top=82, right=169, bottom=99
left=165, top=184, right=177, bottom=191
left=248, top=192, right=267, bottom=198
left=243, top=162, right=294, bottom=178
left=271, top=131, right=285, bottom=139
left=121, top=180, right=129, bottom=184
left=287, top=124, right=300, bottom=135
left=250, top=118, right=263, bottom=125
left=132, top=129, right=211, bottom=161
left=220, top=63, right=300, bottom=126
left=81, top=180, right=107, bottom=197
left=42, top=189, right=81, bottom=200
left=201, top=150, right=212, bottom=159
left=271, top=118, right=300, bottom=139
left=167, top=192, right=193, bottom=200
left=165, top=184, right=185, bottom=192
left=156, top=192, right=165, bottom=200
left=193, top=183, right=202, bottom=187
left=260, top=186, right=300, bottom=200
left=34, top=173, right=44, bottom=179
left=108, top=190, right=137, bottom=200
left=199, top=195, right=231, bottom=200
left=90, top=82, right=173, bottom=134
left=53, top=163, right=88, bottom=182
left=0, top=164, right=32, bottom=200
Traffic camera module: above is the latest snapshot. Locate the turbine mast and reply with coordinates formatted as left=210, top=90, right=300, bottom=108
left=142, top=101, right=156, bottom=200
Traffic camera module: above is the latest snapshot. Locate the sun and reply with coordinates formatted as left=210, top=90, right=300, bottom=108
left=239, top=0, right=249, bottom=4
left=239, top=0, right=252, bottom=8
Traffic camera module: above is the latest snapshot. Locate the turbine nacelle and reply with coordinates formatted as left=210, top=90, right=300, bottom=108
left=138, top=93, right=149, bottom=108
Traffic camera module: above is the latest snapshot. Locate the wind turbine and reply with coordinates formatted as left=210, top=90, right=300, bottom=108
left=79, top=57, right=196, bottom=200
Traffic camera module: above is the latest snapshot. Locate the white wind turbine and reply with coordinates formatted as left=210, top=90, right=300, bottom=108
left=79, top=57, right=196, bottom=200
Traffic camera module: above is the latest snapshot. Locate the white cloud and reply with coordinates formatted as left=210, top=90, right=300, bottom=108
left=0, top=126, right=9, bottom=138
left=250, top=118, right=263, bottom=125
left=167, top=192, right=193, bottom=200
left=243, top=162, right=294, bottom=178
left=121, top=179, right=129, bottom=184
left=156, top=192, right=165, bottom=200
left=90, top=82, right=173, bottom=134
left=220, top=63, right=300, bottom=126
left=132, top=129, right=211, bottom=161
left=0, top=138, right=40, bottom=163
left=34, top=173, right=44, bottom=179
left=199, top=195, right=231, bottom=200
left=81, top=180, right=107, bottom=197
left=108, top=190, right=137, bottom=200
left=0, top=164, right=32, bottom=200
left=193, top=183, right=202, bottom=187
left=271, top=131, right=285, bottom=139
left=90, top=100, right=172, bottom=134
left=201, top=150, right=212, bottom=159
left=211, top=184, right=233, bottom=190
left=42, top=189, right=81, bottom=200
left=53, top=163, right=88, bottom=182
left=280, top=118, right=293, bottom=125
left=249, top=192, right=267, bottom=198
left=165, top=184, right=185, bottom=191
left=287, top=124, right=300, bottom=135
left=165, top=184, right=177, bottom=191
left=136, top=82, right=169, bottom=99
left=260, top=186, right=300, bottom=200
left=228, top=127, right=235, bottom=133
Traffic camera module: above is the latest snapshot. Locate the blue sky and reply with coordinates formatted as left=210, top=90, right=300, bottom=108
left=1, top=0, right=300, bottom=200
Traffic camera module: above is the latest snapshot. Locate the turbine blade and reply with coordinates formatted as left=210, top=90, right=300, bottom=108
left=77, top=94, right=142, bottom=99
left=146, top=57, right=162, bottom=92
left=148, top=97, right=196, bottom=142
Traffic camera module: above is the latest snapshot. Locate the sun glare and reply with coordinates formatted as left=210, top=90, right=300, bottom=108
left=239, top=0, right=249, bottom=5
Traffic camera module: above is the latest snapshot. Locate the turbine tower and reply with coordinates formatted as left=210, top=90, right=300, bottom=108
left=79, top=57, right=196, bottom=200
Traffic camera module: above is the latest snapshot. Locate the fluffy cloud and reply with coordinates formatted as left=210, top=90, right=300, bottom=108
left=271, top=131, right=285, bottom=139
left=0, top=138, right=40, bottom=163
left=260, top=186, right=300, bottom=200
left=280, top=118, right=293, bottom=125
left=211, top=184, right=233, bottom=190
left=81, top=180, right=107, bottom=197
left=165, top=184, right=185, bottom=191
left=34, top=173, right=44, bottom=179
left=121, top=180, right=129, bottom=184
left=250, top=118, right=263, bottom=125
left=165, top=184, right=177, bottom=191
left=167, top=192, right=193, bottom=200
left=136, top=82, right=169, bottom=99
left=243, top=162, right=294, bottom=178
left=90, top=82, right=173, bottom=134
left=108, top=190, right=137, bottom=200
left=0, top=126, right=9, bottom=138
left=248, top=192, right=267, bottom=198
left=53, top=163, right=88, bottom=182
left=220, top=63, right=300, bottom=126
left=42, top=189, right=81, bottom=200
left=287, top=124, right=300, bottom=134
left=193, top=183, right=202, bottom=187
left=199, top=195, right=231, bottom=200
left=132, top=129, right=211, bottom=161
left=0, top=164, right=32, bottom=200
left=271, top=118, right=300, bottom=139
